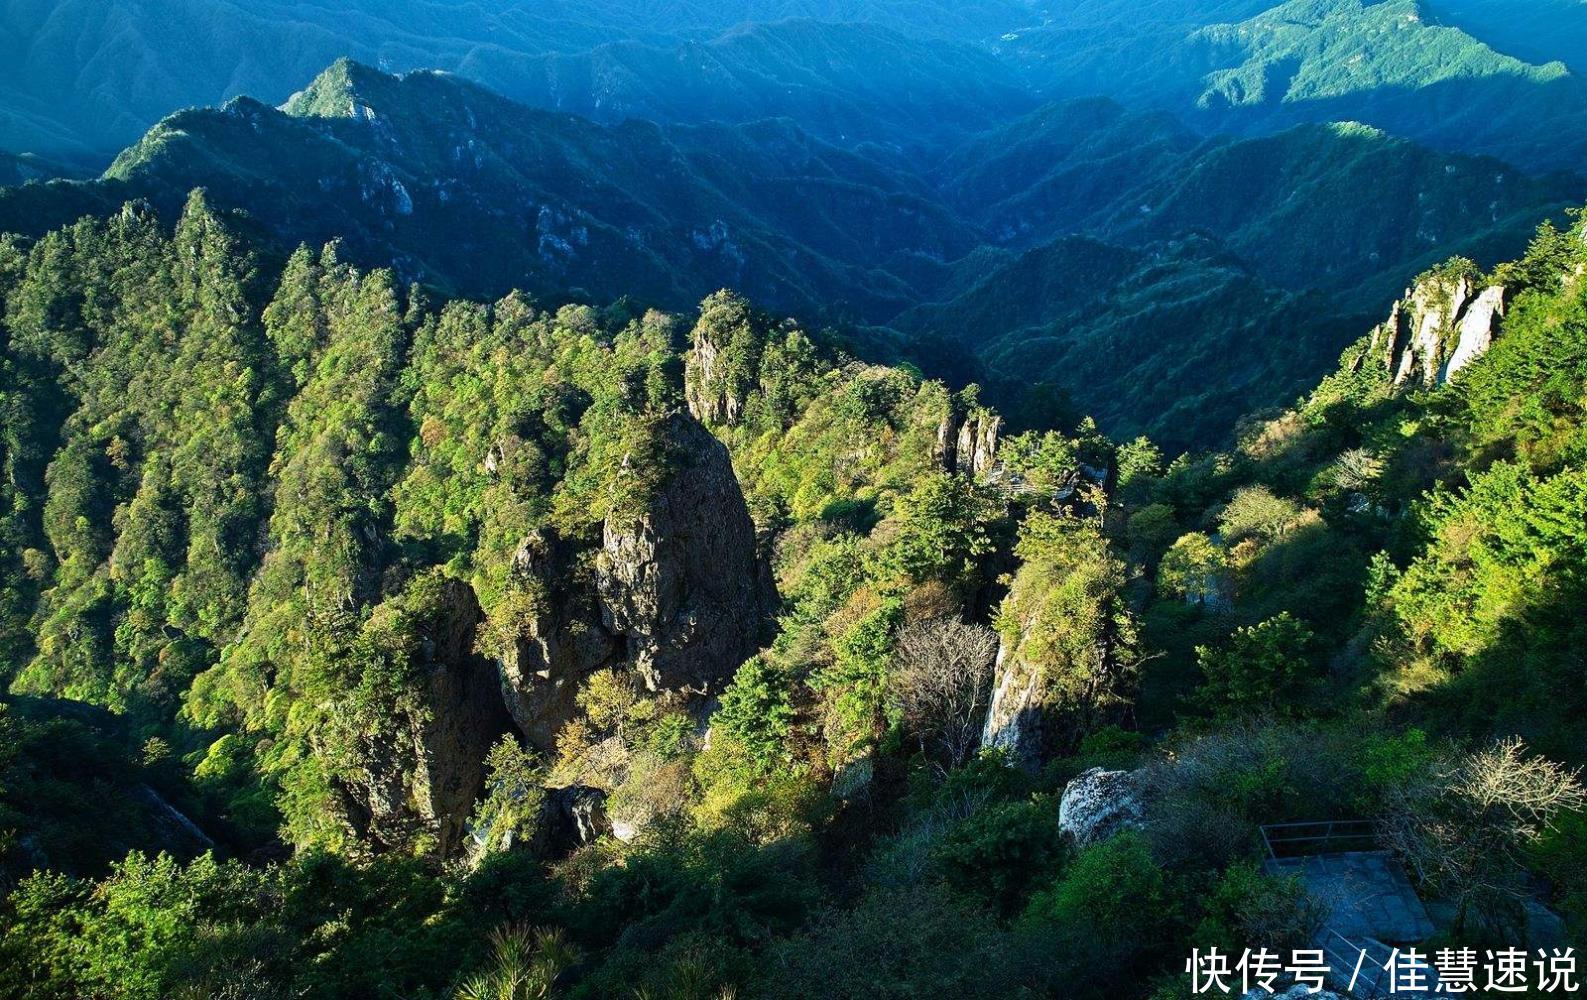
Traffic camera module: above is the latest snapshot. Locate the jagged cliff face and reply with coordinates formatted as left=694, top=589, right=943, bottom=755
left=684, top=291, right=774, bottom=429
left=498, top=529, right=621, bottom=747
left=686, top=308, right=753, bottom=426
left=1368, top=270, right=1509, bottom=388
left=337, top=581, right=515, bottom=856
left=935, top=404, right=1002, bottom=478
left=978, top=514, right=1135, bottom=772
left=979, top=642, right=1044, bottom=770
left=498, top=410, right=778, bottom=747
left=597, top=411, right=779, bottom=693
left=409, top=581, right=517, bottom=856
left=332, top=406, right=776, bottom=854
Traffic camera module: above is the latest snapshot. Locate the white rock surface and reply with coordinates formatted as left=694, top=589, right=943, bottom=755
left=1441, top=284, right=1506, bottom=382
left=1058, top=767, right=1145, bottom=845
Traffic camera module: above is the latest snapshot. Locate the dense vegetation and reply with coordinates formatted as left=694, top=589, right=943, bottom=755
left=1, top=58, right=1576, bottom=453
left=0, top=177, right=1584, bottom=997
left=4, top=5, right=1587, bottom=997
left=1001, top=0, right=1587, bottom=172
left=1424, top=0, right=1587, bottom=69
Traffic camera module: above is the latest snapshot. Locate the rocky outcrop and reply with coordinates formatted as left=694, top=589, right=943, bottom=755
left=685, top=291, right=761, bottom=426
left=597, top=411, right=778, bottom=693
left=981, top=532, right=1132, bottom=771
left=1058, top=767, right=1146, bottom=845
left=1442, top=284, right=1507, bottom=382
left=537, top=785, right=611, bottom=855
left=340, top=579, right=514, bottom=857
left=497, top=411, right=777, bottom=744
left=831, top=754, right=875, bottom=800
left=498, top=529, right=619, bottom=747
left=1370, top=270, right=1508, bottom=388
left=936, top=404, right=1002, bottom=478
left=979, top=642, right=1044, bottom=771
left=409, top=581, right=518, bottom=856
left=132, top=785, right=215, bottom=855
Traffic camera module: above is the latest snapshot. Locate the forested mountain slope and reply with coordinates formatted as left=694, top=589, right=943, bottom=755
left=0, top=0, right=1036, bottom=159
left=2, top=181, right=1585, bottom=1000
left=890, top=236, right=1365, bottom=451
left=2, top=60, right=1576, bottom=450
left=1425, top=0, right=1587, bottom=69
left=5, top=5, right=1587, bottom=999
left=1001, top=0, right=1587, bottom=173
left=1188, top=0, right=1587, bottom=170
left=7, top=0, right=1587, bottom=180
left=0, top=60, right=978, bottom=322
left=0, top=153, right=77, bottom=187
left=940, top=107, right=1583, bottom=293
left=463, top=20, right=1035, bottom=152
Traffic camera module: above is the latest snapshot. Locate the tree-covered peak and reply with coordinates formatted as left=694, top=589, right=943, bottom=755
left=1197, top=0, right=1573, bottom=102
left=281, top=58, right=402, bottom=120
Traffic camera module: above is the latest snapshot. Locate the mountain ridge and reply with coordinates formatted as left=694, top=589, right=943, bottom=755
left=1, top=58, right=1579, bottom=449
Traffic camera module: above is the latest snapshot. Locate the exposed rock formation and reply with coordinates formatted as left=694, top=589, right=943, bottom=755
left=1442, top=284, right=1507, bottom=382
left=980, top=642, right=1044, bottom=771
left=597, top=411, right=778, bottom=693
left=831, top=754, right=875, bottom=800
left=936, top=403, right=1002, bottom=478
left=1370, top=270, right=1508, bottom=388
left=341, top=579, right=514, bottom=857
left=685, top=291, right=761, bottom=426
left=498, top=529, right=619, bottom=747
left=132, top=785, right=215, bottom=855
left=981, top=522, right=1133, bottom=771
left=410, top=581, right=519, bottom=857
left=498, top=411, right=777, bottom=745
left=537, top=785, right=611, bottom=855
left=1058, top=767, right=1146, bottom=845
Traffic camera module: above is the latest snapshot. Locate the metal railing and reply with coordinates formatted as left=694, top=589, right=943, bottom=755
left=1260, top=819, right=1378, bottom=860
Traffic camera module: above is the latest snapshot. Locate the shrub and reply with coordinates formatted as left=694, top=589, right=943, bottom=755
left=1022, top=832, right=1175, bottom=974
left=1190, top=862, right=1322, bottom=953
left=1193, top=612, right=1317, bottom=718
left=934, top=798, right=1063, bottom=912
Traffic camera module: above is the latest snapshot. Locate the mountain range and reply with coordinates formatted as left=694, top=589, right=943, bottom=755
left=4, top=55, right=1576, bottom=448
left=6, top=6, right=1587, bottom=998
left=8, top=0, right=1587, bottom=177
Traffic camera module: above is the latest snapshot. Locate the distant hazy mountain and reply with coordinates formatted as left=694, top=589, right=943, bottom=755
left=472, top=21, right=1035, bottom=154
left=0, top=59, right=983, bottom=320
left=0, top=0, right=1036, bottom=158
left=8, top=0, right=1587, bottom=176
left=999, top=0, right=1587, bottom=173
left=1, top=59, right=1578, bottom=444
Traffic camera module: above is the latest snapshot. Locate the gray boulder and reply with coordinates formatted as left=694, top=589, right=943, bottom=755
left=1058, top=767, right=1146, bottom=845
left=539, top=785, right=611, bottom=855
